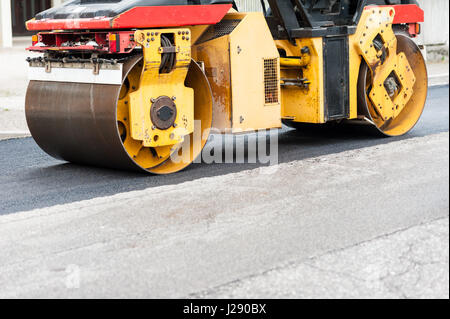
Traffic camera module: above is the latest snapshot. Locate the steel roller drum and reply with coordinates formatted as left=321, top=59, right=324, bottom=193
left=25, top=55, right=213, bottom=173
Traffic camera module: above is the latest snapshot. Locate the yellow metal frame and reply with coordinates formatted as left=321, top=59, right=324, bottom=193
left=277, top=38, right=325, bottom=123
left=351, top=7, right=416, bottom=121
left=130, top=28, right=194, bottom=148
left=193, top=12, right=282, bottom=133
left=193, top=34, right=233, bottom=130
left=228, top=12, right=281, bottom=132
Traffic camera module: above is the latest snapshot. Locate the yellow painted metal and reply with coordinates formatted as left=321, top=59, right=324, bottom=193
left=193, top=12, right=281, bottom=133
left=148, top=61, right=213, bottom=174
left=228, top=12, right=281, bottom=132
left=194, top=35, right=233, bottom=131
left=355, top=8, right=396, bottom=70
left=359, top=32, right=428, bottom=136
left=131, top=29, right=194, bottom=148
left=117, top=58, right=173, bottom=169
left=348, top=6, right=427, bottom=136
left=280, top=48, right=311, bottom=68
left=353, top=7, right=415, bottom=121
left=117, top=57, right=213, bottom=172
left=280, top=57, right=309, bottom=68
left=277, top=38, right=325, bottom=123
left=369, top=52, right=415, bottom=120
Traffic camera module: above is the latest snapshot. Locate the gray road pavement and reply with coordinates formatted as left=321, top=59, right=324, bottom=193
left=0, top=132, right=448, bottom=298
left=196, top=217, right=449, bottom=299
left=0, top=85, right=448, bottom=215
left=0, top=85, right=448, bottom=299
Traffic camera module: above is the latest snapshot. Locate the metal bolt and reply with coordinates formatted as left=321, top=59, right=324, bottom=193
left=173, top=123, right=178, bottom=128
left=151, top=98, right=156, bottom=103
left=172, top=96, right=176, bottom=101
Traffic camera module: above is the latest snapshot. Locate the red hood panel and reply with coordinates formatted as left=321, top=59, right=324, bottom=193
left=27, top=4, right=232, bottom=31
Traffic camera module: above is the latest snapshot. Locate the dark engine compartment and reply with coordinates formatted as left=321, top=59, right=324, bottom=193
left=263, top=0, right=420, bottom=39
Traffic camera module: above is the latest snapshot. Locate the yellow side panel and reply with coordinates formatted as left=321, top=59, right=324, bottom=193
left=277, top=38, right=325, bottom=123
left=228, top=12, right=282, bottom=132
left=194, top=36, right=232, bottom=131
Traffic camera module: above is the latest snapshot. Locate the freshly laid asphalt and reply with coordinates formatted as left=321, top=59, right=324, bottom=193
left=0, top=85, right=448, bottom=215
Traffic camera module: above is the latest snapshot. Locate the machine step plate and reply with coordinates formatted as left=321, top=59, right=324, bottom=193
left=28, top=64, right=123, bottom=85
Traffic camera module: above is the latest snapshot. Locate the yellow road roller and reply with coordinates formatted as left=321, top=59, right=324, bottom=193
left=25, top=0, right=428, bottom=174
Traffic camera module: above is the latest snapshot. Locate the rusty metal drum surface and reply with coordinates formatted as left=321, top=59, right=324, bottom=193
left=25, top=56, right=146, bottom=171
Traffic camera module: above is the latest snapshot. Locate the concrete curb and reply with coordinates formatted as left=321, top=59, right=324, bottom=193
left=428, top=70, right=449, bottom=87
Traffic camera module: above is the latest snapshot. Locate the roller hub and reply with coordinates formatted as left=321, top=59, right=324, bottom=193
left=150, top=96, right=178, bottom=130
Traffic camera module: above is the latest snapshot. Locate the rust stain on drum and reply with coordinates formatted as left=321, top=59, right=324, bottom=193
left=25, top=56, right=145, bottom=171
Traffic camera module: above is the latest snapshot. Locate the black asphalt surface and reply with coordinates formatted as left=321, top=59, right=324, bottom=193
left=1, top=85, right=448, bottom=215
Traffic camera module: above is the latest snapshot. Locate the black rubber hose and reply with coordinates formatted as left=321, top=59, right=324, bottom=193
left=160, top=35, right=176, bottom=74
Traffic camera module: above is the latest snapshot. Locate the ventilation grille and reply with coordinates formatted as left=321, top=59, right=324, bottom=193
left=196, top=19, right=241, bottom=44
left=264, top=58, right=279, bottom=104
